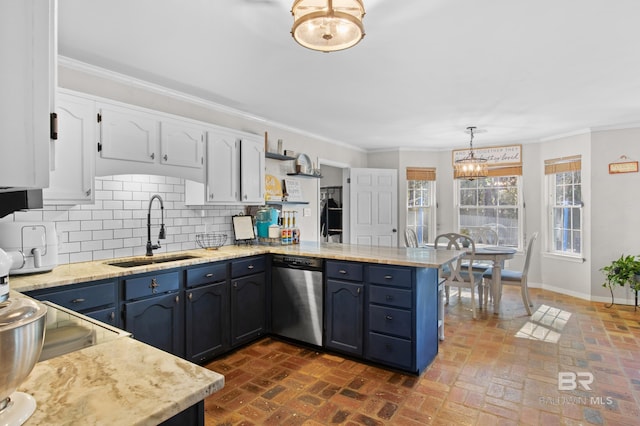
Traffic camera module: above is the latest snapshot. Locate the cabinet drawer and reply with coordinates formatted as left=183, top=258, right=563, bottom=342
left=368, top=305, right=412, bottom=338
left=368, top=266, right=412, bottom=288
left=369, top=285, right=412, bottom=309
left=124, top=271, right=180, bottom=300
left=326, top=261, right=363, bottom=281
left=186, top=262, right=227, bottom=288
left=39, top=281, right=116, bottom=312
left=367, top=332, right=412, bottom=369
left=231, top=256, right=265, bottom=278
left=85, top=306, right=117, bottom=326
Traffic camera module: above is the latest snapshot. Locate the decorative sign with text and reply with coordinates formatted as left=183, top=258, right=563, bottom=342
left=608, top=161, right=638, bottom=174
left=452, top=144, right=522, bottom=166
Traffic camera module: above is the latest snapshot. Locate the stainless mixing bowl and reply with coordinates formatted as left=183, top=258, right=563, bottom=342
left=0, top=297, right=47, bottom=410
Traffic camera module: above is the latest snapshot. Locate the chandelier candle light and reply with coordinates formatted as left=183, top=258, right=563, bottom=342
left=454, top=126, right=489, bottom=180
left=291, top=0, right=365, bottom=52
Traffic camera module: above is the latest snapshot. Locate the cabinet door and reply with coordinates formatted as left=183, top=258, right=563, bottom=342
left=185, top=282, right=229, bottom=363
left=206, top=128, right=239, bottom=203
left=325, top=279, right=364, bottom=356
left=160, top=119, right=204, bottom=169
left=98, top=103, right=158, bottom=163
left=239, top=135, right=265, bottom=203
left=0, top=0, right=54, bottom=190
left=44, top=93, right=95, bottom=203
left=230, top=272, right=265, bottom=347
left=124, top=292, right=184, bottom=357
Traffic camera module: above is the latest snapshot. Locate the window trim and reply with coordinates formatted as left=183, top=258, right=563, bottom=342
left=454, top=176, right=524, bottom=250
left=545, top=167, right=583, bottom=257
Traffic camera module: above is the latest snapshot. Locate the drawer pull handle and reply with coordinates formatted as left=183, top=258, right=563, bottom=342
left=384, top=275, right=393, bottom=280
left=385, top=315, right=393, bottom=321
left=247, top=265, right=254, bottom=270
left=188, top=292, right=193, bottom=301
left=175, top=295, right=179, bottom=303
left=339, top=269, right=347, bottom=274
left=70, top=298, right=85, bottom=304
left=205, top=273, right=214, bottom=278
left=150, top=278, right=159, bottom=293
left=386, top=295, right=393, bottom=301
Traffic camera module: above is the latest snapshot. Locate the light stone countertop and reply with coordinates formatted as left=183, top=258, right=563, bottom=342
left=19, top=337, right=224, bottom=425
left=11, top=242, right=462, bottom=293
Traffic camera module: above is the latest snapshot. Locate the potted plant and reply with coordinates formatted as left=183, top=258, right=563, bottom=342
left=601, top=254, right=640, bottom=310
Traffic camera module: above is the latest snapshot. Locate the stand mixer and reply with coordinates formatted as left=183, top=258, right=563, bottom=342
left=0, top=248, right=47, bottom=426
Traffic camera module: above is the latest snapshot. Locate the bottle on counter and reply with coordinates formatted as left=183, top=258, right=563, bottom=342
left=281, top=212, right=288, bottom=245
left=292, top=211, right=299, bottom=244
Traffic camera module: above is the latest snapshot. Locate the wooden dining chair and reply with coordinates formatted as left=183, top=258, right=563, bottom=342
left=435, top=232, right=485, bottom=319
left=482, top=232, right=538, bottom=315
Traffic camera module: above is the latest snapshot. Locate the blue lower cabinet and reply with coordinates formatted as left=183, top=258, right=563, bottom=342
left=185, top=281, right=229, bottom=363
left=230, top=271, right=266, bottom=347
left=325, top=279, right=364, bottom=356
left=124, top=291, right=184, bottom=357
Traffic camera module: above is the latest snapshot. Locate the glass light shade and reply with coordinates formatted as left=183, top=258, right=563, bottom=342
left=291, top=0, right=365, bottom=52
left=454, top=155, right=489, bottom=181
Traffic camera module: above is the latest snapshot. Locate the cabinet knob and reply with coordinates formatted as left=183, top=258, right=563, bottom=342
left=110, top=311, right=115, bottom=321
left=385, top=315, right=393, bottom=321
left=233, top=282, right=238, bottom=288
left=175, top=295, right=179, bottom=303
left=150, top=278, right=159, bottom=293
left=386, top=295, right=393, bottom=301
left=188, top=292, right=193, bottom=301
left=85, top=189, right=92, bottom=197
left=244, top=194, right=248, bottom=200
left=150, top=152, right=155, bottom=160
left=163, top=154, right=168, bottom=161
left=356, top=287, right=361, bottom=295
left=209, top=193, right=215, bottom=199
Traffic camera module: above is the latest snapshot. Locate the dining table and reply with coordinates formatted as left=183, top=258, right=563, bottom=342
left=469, top=245, right=517, bottom=314
left=427, top=243, right=517, bottom=314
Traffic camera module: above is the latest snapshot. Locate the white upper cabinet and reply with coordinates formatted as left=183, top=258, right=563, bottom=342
left=160, top=119, right=204, bottom=169
left=239, top=134, right=265, bottom=204
left=94, top=99, right=204, bottom=181
left=0, top=0, right=56, bottom=191
left=43, top=92, right=95, bottom=204
left=98, top=103, right=157, bottom=163
left=184, top=128, right=265, bottom=206
left=206, top=128, right=239, bottom=203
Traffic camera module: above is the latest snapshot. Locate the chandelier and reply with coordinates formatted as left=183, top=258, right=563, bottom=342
left=454, top=127, right=488, bottom=180
left=291, top=0, right=366, bottom=52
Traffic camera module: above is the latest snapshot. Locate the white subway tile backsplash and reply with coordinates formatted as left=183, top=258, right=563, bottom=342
left=25, top=175, right=239, bottom=265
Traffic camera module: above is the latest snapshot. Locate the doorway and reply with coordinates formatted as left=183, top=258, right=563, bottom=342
left=319, top=163, right=345, bottom=243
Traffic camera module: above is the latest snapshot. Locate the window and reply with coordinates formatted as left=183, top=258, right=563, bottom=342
left=545, top=156, right=582, bottom=256
left=457, top=176, right=522, bottom=248
left=406, top=167, right=436, bottom=245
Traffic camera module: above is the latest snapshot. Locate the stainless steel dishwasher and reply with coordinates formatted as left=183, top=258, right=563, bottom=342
left=271, top=255, right=324, bottom=346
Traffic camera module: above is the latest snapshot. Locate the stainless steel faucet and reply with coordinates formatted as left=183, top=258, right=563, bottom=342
left=146, top=194, right=166, bottom=256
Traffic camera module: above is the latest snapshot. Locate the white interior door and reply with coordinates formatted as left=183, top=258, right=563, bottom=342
left=349, top=168, right=398, bottom=247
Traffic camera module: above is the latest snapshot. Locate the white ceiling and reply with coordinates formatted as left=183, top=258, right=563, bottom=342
left=58, top=0, right=640, bottom=151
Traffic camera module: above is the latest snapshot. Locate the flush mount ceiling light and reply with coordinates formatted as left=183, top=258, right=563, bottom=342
left=454, top=126, right=489, bottom=180
left=291, top=0, right=365, bottom=52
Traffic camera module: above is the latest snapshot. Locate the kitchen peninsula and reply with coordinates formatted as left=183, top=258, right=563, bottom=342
left=12, top=243, right=462, bottom=424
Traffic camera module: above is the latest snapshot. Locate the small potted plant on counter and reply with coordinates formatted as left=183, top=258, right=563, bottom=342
left=601, top=254, right=640, bottom=310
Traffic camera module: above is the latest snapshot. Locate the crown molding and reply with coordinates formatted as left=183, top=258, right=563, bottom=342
left=58, top=56, right=365, bottom=153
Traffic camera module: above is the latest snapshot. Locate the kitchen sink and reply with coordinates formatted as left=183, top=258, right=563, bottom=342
left=106, top=254, right=199, bottom=268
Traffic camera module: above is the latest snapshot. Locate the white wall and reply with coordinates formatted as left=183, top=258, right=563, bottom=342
left=590, top=127, right=640, bottom=304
